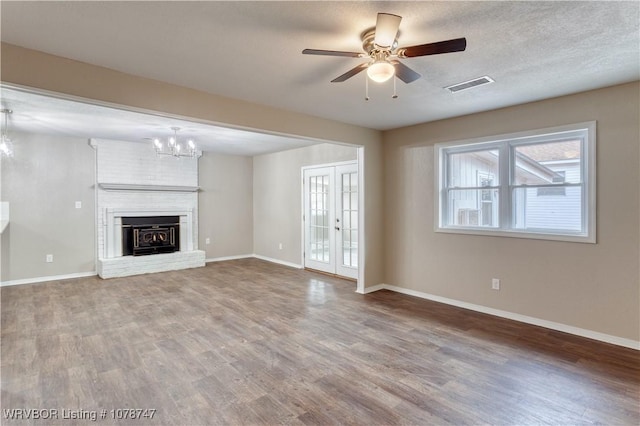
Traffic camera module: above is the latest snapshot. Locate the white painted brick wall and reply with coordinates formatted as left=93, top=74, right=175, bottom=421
left=91, top=139, right=203, bottom=278
left=94, top=139, right=198, bottom=186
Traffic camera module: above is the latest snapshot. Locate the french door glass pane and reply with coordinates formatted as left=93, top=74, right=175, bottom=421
left=309, top=174, right=331, bottom=263
left=341, top=172, right=358, bottom=268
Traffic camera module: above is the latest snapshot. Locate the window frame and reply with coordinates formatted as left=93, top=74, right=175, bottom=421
left=435, top=122, right=596, bottom=243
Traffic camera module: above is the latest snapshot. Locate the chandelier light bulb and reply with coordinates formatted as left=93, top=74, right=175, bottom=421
left=367, top=60, right=395, bottom=83
left=0, top=139, right=11, bottom=157
left=169, top=137, right=176, bottom=146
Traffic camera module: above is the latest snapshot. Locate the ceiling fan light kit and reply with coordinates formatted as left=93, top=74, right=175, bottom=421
left=302, top=12, right=467, bottom=99
left=367, top=53, right=395, bottom=83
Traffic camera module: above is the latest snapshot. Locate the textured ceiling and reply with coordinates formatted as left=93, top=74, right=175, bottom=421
left=0, top=1, right=639, bottom=142
left=0, top=87, right=318, bottom=156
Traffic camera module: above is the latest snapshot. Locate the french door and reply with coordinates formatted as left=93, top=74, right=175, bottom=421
left=303, top=163, right=358, bottom=279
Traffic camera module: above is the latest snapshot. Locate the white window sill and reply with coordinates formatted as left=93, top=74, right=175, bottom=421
left=435, top=226, right=595, bottom=244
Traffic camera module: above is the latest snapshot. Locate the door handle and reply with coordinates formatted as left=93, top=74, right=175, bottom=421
left=335, top=226, right=340, bottom=231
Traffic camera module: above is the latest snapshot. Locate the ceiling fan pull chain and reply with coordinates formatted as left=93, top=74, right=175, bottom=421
left=392, top=77, right=398, bottom=99
left=365, top=74, right=370, bottom=101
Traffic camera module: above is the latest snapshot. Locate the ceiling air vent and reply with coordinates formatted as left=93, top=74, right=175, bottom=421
left=445, top=76, right=494, bottom=93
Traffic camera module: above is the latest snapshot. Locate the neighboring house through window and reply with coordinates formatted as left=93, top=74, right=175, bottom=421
left=435, top=122, right=596, bottom=243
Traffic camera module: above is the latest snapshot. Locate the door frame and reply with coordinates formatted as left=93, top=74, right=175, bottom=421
left=301, top=159, right=361, bottom=283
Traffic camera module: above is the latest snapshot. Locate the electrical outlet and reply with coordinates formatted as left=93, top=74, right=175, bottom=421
left=75, top=201, right=82, bottom=209
left=205, top=238, right=211, bottom=245
left=492, top=278, right=500, bottom=290
left=278, top=243, right=283, bottom=250
left=46, top=254, right=54, bottom=263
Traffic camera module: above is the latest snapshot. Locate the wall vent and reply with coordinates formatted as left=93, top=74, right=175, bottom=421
left=445, top=76, right=494, bottom=93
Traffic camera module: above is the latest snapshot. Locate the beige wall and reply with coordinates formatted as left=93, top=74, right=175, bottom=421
left=253, top=143, right=357, bottom=265
left=0, top=43, right=385, bottom=288
left=199, top=152, right=253, bottom=259
left=383, top=82, right=640, bottom=342
left=0, top=132, right=96, bottom=281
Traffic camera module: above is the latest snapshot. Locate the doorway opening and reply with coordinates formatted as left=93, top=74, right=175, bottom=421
left=302, top=162, right=358, bottom=280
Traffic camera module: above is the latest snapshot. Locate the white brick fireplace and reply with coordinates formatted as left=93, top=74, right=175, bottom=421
left=90, top=139, right=205, bottom=278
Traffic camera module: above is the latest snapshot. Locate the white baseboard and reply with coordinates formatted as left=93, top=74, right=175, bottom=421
left=360, top=283, right=386, bottom=294
left=1, top=271, right=97, bottom=287
left=252, top=254, right=303, bottom=269
left=366, top=283, right=640, bottom=351
left=206, top=254, right=254, bottom=263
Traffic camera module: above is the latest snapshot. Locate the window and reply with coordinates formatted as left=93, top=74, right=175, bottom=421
left=435, top=122, right=596, bottom=243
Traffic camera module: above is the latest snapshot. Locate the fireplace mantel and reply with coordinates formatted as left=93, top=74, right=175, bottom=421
left=99, top=183, right=200, bottom=192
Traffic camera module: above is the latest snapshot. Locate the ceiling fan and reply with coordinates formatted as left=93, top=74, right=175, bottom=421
left=302, top=13, right=466, bottom=84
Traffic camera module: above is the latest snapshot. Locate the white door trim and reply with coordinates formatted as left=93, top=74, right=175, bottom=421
left=301, top=160, right=359, bottom=280
left=356, top=147, right=365, bottom=293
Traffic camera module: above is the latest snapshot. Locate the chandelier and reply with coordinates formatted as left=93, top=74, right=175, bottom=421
left=0, top=109, right=13, bottom=158
left=152, top=127, right=198, bottom=158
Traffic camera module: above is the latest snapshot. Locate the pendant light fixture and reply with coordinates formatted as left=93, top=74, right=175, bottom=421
left=0, top=109, right=14, bottom=158
left=152, top=127, right=198, bottom=158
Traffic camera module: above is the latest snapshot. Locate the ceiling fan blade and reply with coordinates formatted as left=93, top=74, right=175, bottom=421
left=302, top=49, right=363, bottom=58
left=398, top=37, right=467, bottom=58
left=374, top=13, right=402, bottom=48
left=391, top=61, right=421, bottom=83
left=331, top=63, right=368, bottom=82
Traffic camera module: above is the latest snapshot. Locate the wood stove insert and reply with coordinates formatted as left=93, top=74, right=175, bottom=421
left=122, top=216, right=180, bottom=256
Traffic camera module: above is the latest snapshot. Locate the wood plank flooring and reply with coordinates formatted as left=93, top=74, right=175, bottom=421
left=1, top=258, right=639, bottom=425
